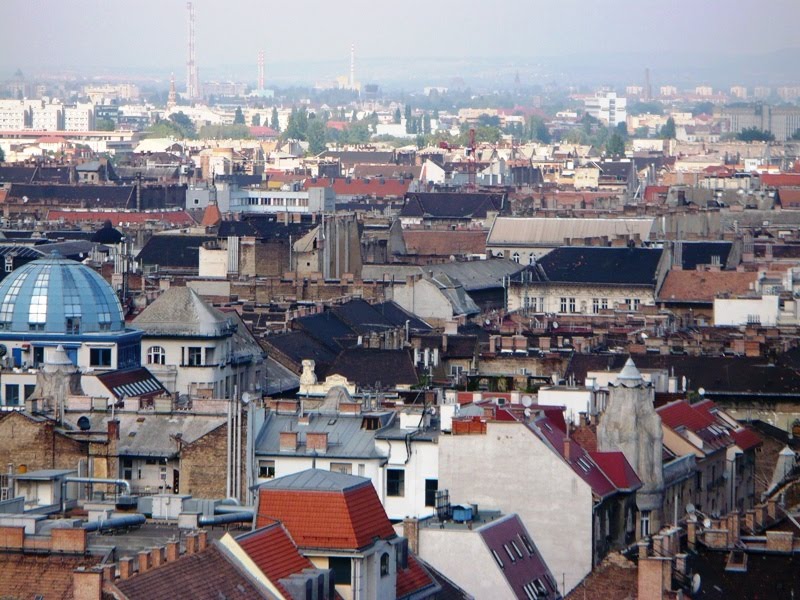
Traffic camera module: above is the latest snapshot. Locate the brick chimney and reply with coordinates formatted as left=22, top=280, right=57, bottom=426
left=107, top=419, right=120, bottom=441
left=166, top=539, right=179, bottom=562
left=637, top=557, right=669, bottom=600
left=563, top=436, right=571, bottom=461
left=306, top=432, right=328, bottom=453
left=403, top=518, right=420, bottom=555
left=137, top=550, right=150, bottom=574
left=150, top=546, right=165, bottom=568
left=185, top=532, right=198, bottom=555
left=279, top=431, right=298, bottom=451
left=197, top=530, right=208, bottom=551
left=118, top=557, right=135, bottom=580
left=73, top=568, right=103, bottom=600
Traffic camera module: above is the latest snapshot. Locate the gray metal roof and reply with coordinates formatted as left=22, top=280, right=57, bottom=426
left=487, top=216, right=656, bottom=246
left=258, top=468, right=371, bottom=492
left=133, top=287, right=235, bottom=337
left=254, top=412, right=391, bottom=460
left=14, top=469, right=76, bottom=480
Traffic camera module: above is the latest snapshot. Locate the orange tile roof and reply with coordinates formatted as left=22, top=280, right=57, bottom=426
left=236, top=521, right=315, bottom=598
left=256, top=480, right=396, bottom=550
left=200, top=203, right=222, bottom=227
left=658, top=270, right=757, bottom=303
left=397, top=554, right=437, bottom=598
left=402, top=229, right=487, bottom=256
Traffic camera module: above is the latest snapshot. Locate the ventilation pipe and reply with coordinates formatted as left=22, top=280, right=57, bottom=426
left=83, top=513, right=146, bottom=533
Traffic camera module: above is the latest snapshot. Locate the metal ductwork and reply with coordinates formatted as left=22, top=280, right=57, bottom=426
left=64, top=477, right=131, bottom=495
left=83, top=513, right=146, bottom=533
left=198, top=511, right=253, bottom=527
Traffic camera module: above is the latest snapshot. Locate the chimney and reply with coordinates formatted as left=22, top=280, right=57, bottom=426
left=442, top=334, right=448, bottom=353
left=727, top=511, right=740, bottom=545
left=118, top=557, right=135, bottom=580
left=306, top=432, right=328, bottom=453
left=637, top=557, right=668, bottom=600
left=563, top=436, right=571, bottom=461
left=197, top=530, right=208, bottom=551
left=185, top=532, right=198, bottom=555
left=73, top=569, right=103, bottom=600
left=137, top=550, right=150, bottom=574
left=637, top=540, right=649, bottom=560
left=403, top=517, right=420, bottom=554
left=279, top=431, right=299, bottom=451
left=107, top=419, right=120, bottom=441
left=150, top=546, right=165, bottom=568
left=101, top=564, right=115, bottom=584
left=166, top=539, right=180, bottom=562
left=687, top=520, right=697, bottom=550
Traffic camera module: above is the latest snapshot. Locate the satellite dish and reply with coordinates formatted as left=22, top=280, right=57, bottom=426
left=691, top=574, right=701, bottom=594
left=241, top=392, right=252, bottom=405
left=77, top=416, right=91, bottom=431
left=686, top=503, right=696, bottom=515
left=521, top=395, right=533, bottom=408
left=703, top=518, right=712, bottom=528
left=552, top=321, right=559, bottom=329
left=640, top=333, right=648, bottom=340
left=698, top=387, right=706, bottom=396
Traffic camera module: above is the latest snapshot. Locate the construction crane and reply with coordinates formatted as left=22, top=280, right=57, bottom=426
left=439, top=127, right=477, bottom=191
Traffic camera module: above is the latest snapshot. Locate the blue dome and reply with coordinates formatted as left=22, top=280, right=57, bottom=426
left=0, top=254, right=125, bottom=335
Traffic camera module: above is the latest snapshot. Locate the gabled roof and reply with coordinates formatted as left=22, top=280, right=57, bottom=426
left=371, top=301, right=432, bottom=332
left=136, top=234, right=214, bottom=269
left=200, top=203, right=222, bottom=227
left=487, top=217, right=655, bottom=246
left=477, top=513, right=560, bottom=600
left=235, top=522, right=316, bottom=599
left=401, top=192, right=505, bottom=219
left=256, top=469, right=397, bottom=550
left=263, top=330, right=339, bottom=374
left=658, top=270, right=756, bottom=303
left=325, top=348, right=418, bottom=389
left=589, top=451, right=643, bottom=491
left=0, top=554, right=98, bottom=600
left=113, top=543, right=272, bottom=600
left=217, top=215, right=313, bottom=240
left=133, top=287, right=235, bottom=337
left=526, top=246, right=663, bottom=286
left=294, top=310, right=356, bottom=352
left=678, top=241, right=733, bottom=270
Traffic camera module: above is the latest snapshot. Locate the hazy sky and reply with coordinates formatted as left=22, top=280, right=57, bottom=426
left=2, top=0, right=799, bottom=76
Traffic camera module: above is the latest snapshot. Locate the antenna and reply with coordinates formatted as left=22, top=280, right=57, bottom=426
left=257, top=50, right=265, bottom=91
left=186, top=2, right=199, bottom=100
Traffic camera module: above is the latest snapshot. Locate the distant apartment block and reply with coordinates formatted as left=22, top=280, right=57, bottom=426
left=753, top=86, right=772, bottom=99
left=730, top=86, right=748, bottom=99
left=695, top=85, right=714, bottom=97
left=715, top=104, right=800, bottom=141
left=659, top=85, right=678, bottom=97
left=584, top=92, right=627, bottom=126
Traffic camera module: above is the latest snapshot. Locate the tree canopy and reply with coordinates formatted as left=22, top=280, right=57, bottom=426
left=737, top=127, right=775, bottom=142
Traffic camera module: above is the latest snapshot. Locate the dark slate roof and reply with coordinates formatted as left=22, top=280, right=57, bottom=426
left=293, top=310, right=356, bottom=351
left=36, top=167, right=73, bottom=184
left=91, top=221, right=124, bottom=244
left=216, top=216, right=312, bottom=240
left=598, top=160, right=635, bottom=181
left=372, top=301, right=432, bottom=332
left=136, top=234, right=213, bottom=269
left=400, top=192, right=505, bottom=219
left=263, top=330, right=339, bottom=374
left=521, top=246, right=663, bottom=286
left=43, top=230, right=95, bottom=242
left=566, top=354, right=800, bottom=398
left=678, top=241, right=733, bottom=270
left=332, top=298, right=398, bottom=335
left=326, top=348, right=418, bottom=389
left=0, top=166, right=36, bottom=184
left=7, top=183, right=134, bottom=207
left=214, top=173, right=263, bottom=186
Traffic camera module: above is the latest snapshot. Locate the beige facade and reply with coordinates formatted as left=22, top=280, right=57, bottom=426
left=508, top=281, right=655, bottom=315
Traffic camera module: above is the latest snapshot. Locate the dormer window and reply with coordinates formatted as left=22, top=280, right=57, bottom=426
left=380, top=553, right=390, bottom=577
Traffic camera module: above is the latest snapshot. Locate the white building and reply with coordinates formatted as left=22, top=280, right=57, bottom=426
left=0, top=100, right=27, bottom=130
left=229, top=186, right=334, bottom=215
left=132, top=286, right=265, bottom=399
left=584, top=92, right=627, bottom=127
left=63, top=103, right=95, bottom=131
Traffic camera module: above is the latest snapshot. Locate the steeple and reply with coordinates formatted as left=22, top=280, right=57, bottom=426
left=167, top=73, right=177, bottom=111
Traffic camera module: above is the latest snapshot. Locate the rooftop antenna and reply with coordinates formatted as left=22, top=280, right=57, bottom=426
left=186, top=2, right=199, bottom=101
left=257, top=50, right=265, bottom=91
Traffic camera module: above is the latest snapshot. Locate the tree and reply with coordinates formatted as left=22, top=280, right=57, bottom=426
left=270, top=107, right=280, bottom=131
left=306, top=119, right=327, bottom=155
left=616, top=121, right=628, bottom=138
left=737, top=127, right=775, bottom=142
left=168, top=112, right=196, bottom=138
left=605, top=131, right=626, bottom=156
left=393, top=107, right=402, bottom=124
left=251, top=113, right=261, bottom=127
left=422, top=113, right=431, bottom=135
left=791, top=128, right=800, bottom=141
left=404, top=104, right=412, bottom=133
left=0, top=147, right=4, bottom=163
left=528, top=116, right=551, bottom=144
left=233, top=106, right=245, bottom=125
left=95, top=118, right=115, bottom=131
left=634, top=126, right=650, bottom=139
left=660, top=117, right=676, bottom=139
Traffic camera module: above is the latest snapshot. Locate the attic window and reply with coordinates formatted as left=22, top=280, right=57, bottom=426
left=577, top=457, right=591, bottom=473
left=519, top=534, right=535, bottom=555
left=504, top=544, right=516, bottom=563
left=511, top=540, right=524, bottom=558
left=543, top=422, right=552, bottom=432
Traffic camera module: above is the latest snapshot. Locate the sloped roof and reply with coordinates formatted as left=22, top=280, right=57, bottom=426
left=397, top=555, right=440, bottom=599
left=530, top=246, right=663, bottom=286
left=256, top=469, right=397, bottom=550
left=294, top=311, right=356, bottom=352
left=7, top=183, right=134, bottom=207
left=589, top=451, right=643, bottom=491
left=134, top=287, right=235, bottom=337
left=200, top=203, right=222, bottom=227
left=235, top=522, right=316, bottom=599
left=113, top=543, right=271, bottom=600
left=403, top=229, right=488, bottom=256
left=46, top=209, right=195, bottom=227
left=217, top=216, right=312, bottom=240
left=401, top=192, right=505, bottom=219
left=136, top=234, right=213, bottom=269
left=96, top=366, right=166, bottom=400
left=353, top=164, right=422, bottom=179
left=658, top=270, right=756, bottom=303
left=0, top=554, right=98, bottom=600
left=487, top=217, right=655, bottom=246
left=371, top=301, right=432, bottom=332
left=325, top=348, right=418, bottom=389
left=678, top=241, right=733, bottom=270
left=263, top=330, right=339, bottom=373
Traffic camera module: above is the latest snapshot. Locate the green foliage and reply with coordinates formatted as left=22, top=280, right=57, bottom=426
left=95, top=118, right=115, bottom=131
left=791, top=128, right=800, bottom=141
left=404, top=104, right=412, bottom=133
left=737, top=127, right=775, bottom=142
left=0, top=146, right=4, bottom=162
left=634, top=126, right=650, bottom=139
left=659, top=117, right=676, bottom=139
left=477, top=113, right=501, bottom=127
left=147, top=111, right=196, bottom=139
left=393, top=107, right=401, bottom=124
left=527, top=116, right=551, bottom=143
left=233, top=106, right=245, bottom=125
left=627, top=101, right=663, bottom=116
left=270, top=107, right=280, bottom=131
left=306, top=118, right=327, bottom=154
left=605, top=131, right=626, bottom=156
left=251, top=113, right=261, bottom=126
left=283, top=106, right=309, bottom=141
left=197, top=124, right=251, bottom=139
left=691, top=101, right=715, bottom=117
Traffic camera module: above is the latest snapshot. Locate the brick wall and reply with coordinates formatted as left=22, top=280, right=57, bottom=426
left=0, top=411, right=86, bottom=473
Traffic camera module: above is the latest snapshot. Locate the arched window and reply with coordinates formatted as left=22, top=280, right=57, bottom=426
left=512, top=252, right=520, bottom=263
left=147, top=346, right=166, bottom=365
left=380, top=552, right=390, bottom=577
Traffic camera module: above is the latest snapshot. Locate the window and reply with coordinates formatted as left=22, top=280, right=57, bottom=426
left=380, top=552, right=390, bottom=577
left=519, top=534, right=535, bottom=555
left=33, top=346, right=44, bottom=367
left=425, top=479, right=438, bottom=507
left=512, top=252, right=520, bottom=263
left=330, top=462, right=352, bottom=475
left=147, top=346, right=166, bottom=365
left=491, top=549, right=504, bottom=568
left=387, top=469, right=405, bottom=497
left=640, top=510, right=651, bottom=537
left=328, top=557, right=351, bottom=585
left=187, top=347, right=202, bottom=366
left=504, top=544, right=516, bottom=562
left=65, top=317, right=80, bottom=334
left=4, top=384, right=19, bottom=406
left=258, top=460, right=275, bottom=479
left=122, top=458, right=133, bottom=481
left=569, top=297, right=576, bottom=313
left=601, top=298, right=608, bottom=310
left=560, top=297, right=568, bottom=313
left=592, top=298, right=600, bottom=314
left=90, top=348, right=112, bottom=367
left=24, top=385, right=36, bottom=400
left=205, top=347, right=215, bottom=365
left=511, top=540, right=523, bottom=558
left=358, top=464, right=365, bottom=477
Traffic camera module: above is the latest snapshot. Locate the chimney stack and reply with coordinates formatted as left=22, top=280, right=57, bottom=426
left=137, top=550, right=150, bottom=574
left=118, top=557, right=135, bottom=580
left=166, top=539, right=180, bottom=562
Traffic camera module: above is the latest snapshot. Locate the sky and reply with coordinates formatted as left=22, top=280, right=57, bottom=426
left=2, top=0, right=799, bottom=82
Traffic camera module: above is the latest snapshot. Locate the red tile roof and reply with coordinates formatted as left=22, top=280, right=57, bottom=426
left=236, top=521, right=315, bottom=598
left=256, top=477, right=396, bottom=550
left=590, top=451, right=643, bottom=491
left=113, top=544, right=271, bottom=600
left=658, top=400, right=714, bottom=431
left=46, top=209, right=195, bottom=226
left=658, top=270, right=757, bottom=303
left=761, top=173, right=800, bottom=187
left=305, top=177, right=411, bottom=198
left=200, top=203, right=222, bottom=227
left=402, top=229, right=487, bottom=257
left=643, top=185, right=670, bottom=203
left=778, top=187, right=800, bottom=208
left=396, top=554, right=438, bottom=599
left=731, top=428, right=763, bottom=451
